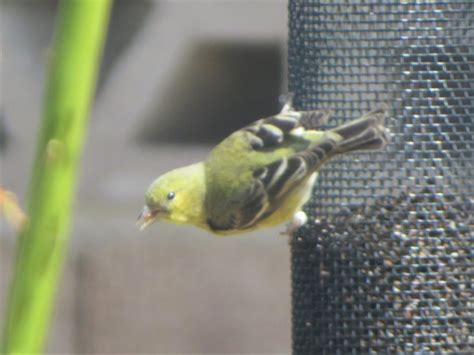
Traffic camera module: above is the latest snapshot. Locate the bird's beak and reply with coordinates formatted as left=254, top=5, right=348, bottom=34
left=136, top=205, right=160, bottom=231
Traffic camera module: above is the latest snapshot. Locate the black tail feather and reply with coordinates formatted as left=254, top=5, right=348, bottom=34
left=333, top=105, right=390, bottom=154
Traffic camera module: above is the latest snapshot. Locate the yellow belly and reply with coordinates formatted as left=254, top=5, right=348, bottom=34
left=257, top=172, right=317, bottom=229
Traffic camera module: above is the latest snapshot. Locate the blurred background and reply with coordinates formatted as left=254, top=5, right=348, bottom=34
left=0, top=0, right=292, bottom=353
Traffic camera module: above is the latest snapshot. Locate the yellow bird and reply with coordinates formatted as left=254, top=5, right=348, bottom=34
left=137, top=102, right=389, bottom=235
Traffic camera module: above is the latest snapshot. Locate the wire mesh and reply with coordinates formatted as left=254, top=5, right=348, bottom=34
left=288, top=0, right=473, bottom=353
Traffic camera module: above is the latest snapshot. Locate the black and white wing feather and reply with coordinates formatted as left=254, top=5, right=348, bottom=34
left=243, top=109, right=331, bottom=150
left=244, top=137, right=338, bottom=223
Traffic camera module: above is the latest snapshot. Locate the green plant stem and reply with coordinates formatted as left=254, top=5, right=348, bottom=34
left=1, top=0, right=112, bottom=352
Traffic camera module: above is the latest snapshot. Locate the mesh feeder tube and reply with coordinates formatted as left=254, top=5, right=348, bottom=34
left=288, top=1, right=473, bottom=353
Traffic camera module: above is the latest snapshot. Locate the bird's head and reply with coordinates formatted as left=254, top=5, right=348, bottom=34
left=137, top=163, right=205, bottom=230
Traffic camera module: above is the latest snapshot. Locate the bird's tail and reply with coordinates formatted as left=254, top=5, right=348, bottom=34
left=331, top=106, right=390, bottom=154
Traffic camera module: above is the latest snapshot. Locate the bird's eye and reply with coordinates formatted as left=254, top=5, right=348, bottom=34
left=167, top=191, right=175, bottom=200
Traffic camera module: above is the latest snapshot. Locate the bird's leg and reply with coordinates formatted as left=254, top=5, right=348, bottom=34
left=279, top=92, right=295, bottom=113
left=281, top=210, right=308, bottom=236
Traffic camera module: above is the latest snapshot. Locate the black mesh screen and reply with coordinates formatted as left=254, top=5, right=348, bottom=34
left=288, top=1, right=473, bottom=353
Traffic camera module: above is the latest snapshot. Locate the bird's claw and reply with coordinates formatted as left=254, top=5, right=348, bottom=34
left=281, top=210, right=308, bottom=236
left=279, top=92, right=295, bottom=113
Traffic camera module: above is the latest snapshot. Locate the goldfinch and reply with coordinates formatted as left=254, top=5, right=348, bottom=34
left=137, top=102, right=389, bottom=235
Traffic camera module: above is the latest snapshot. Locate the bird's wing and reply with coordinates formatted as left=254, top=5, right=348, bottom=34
left=204, top=109, right=332, bottom=233
left=241, top=109, right=331, bottom=151
left=205, top=123, right=339, bottom=233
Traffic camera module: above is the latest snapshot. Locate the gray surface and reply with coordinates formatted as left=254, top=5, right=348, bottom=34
left=0, top=0, right=291, bottom=353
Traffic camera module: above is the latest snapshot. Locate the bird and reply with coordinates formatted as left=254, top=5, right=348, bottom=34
left=137, top=100, right=390, bottom=236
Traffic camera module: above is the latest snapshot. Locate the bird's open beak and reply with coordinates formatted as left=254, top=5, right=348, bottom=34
left=136, top=205, right=160, bottom=231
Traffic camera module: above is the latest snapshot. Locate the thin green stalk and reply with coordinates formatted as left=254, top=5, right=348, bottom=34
left=2, top=0, right=112, bottom=353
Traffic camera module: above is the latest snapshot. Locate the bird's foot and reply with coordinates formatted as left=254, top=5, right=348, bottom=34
left=279, top=92, right=295, bottom=113
left=281, top=210, right=308, bottom=236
